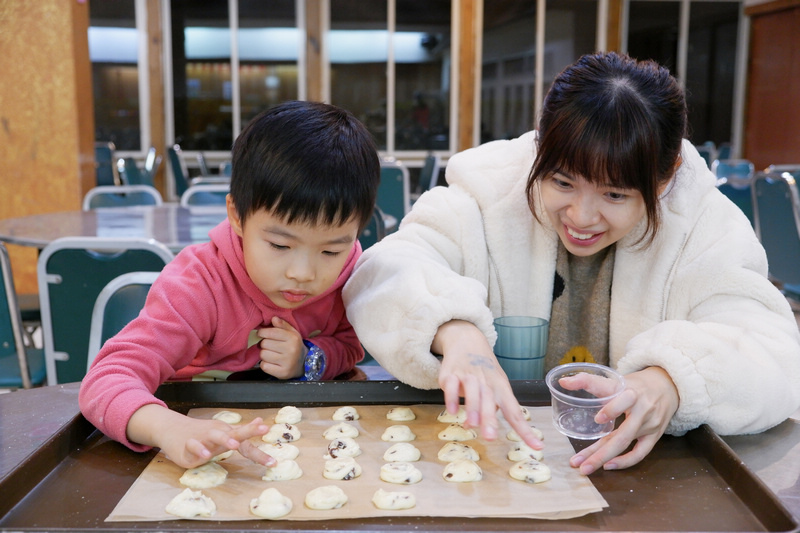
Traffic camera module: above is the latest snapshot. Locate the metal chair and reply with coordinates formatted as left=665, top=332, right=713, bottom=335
left=358, top=205, right=388, bottom=250
left=713, top=159, right=755, bottom=226
left=117, top=157, right=154, bottom=188
left=37, top=237, right=174, bottom=384
left=167, top=144, right=191, bottom=197
left=378, top=158, right=411, bottom=232
left=82, top=185, right=163, bottom=211
left=752, top=171, right=800, bottom=300
left=0, top=243, right=46, bottom=389
left=411, top=154, right=442, bottom=203
left=180, top=184, right=229, bottom=207
left=87, top=271, right=159, bottom=371
left=94, top=142, right=120, bottom=187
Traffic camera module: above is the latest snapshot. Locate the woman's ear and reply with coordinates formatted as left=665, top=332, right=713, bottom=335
left=226, top=194, right=244, bottom=237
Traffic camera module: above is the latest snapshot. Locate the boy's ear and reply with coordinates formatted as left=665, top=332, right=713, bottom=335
left=226, top=194, right=244, bottom=237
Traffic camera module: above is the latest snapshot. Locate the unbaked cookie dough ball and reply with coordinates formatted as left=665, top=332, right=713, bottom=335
left=261, top=459, right=303, bottom=481
left=438, top=423, right=477, bottom=442
left=437, top=442, right=480, bottom=462
left=437, top=406, right=467, bottom=424
left=383, top=442, right=421, bottom=462
left=262, top=423, right=302, bottom=443
left=249, top=487, right=292, bottom=519
left=386, top=407, right=416, bottom=421
left=442, top=459, right=483, bottom=482
left=179, top=461, right=228, bottom=489
left=379, top=462, right=423, bottom=484
left=323, top=422, right=360, bottom=440
left=372, top=488, right=416, bottom=510
left=332, top=406, right=360, bottom=421
left=325, top=437, right=362, bottom=459
left=305, top=485, right=348, bottom=510
left=211, top=410, right=242, bottom=424
left=509, top=459, right=551, bottom=484
left=323, top=456, right=362, bottom=480
left=166, top=488, right=216, bottom=518
left=507, top=442, right=544, bottom=462
left=274, top=406, right=302, bottom=424
left=381, top=424, right=416, bottom=442
left=258, top=442, right=300, bottom=461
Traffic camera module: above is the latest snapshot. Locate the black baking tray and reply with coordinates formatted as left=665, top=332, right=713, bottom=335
left=0, top=380, right=797, bottom=532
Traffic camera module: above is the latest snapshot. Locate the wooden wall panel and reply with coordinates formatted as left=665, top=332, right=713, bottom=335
left=744, top=4, right=800, bottom=168
left=0, top=1, right=93, bottom=293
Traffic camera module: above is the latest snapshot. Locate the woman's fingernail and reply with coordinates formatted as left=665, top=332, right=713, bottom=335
left=570, top=454, right=585, bottom=467
left=580, top=463, right=596, bottom=475
left=604, top=462, right=618, bottom=471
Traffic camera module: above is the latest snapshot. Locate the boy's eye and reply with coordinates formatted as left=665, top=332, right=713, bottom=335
left=270, top=243, right=289, bottom=250
left=322, top=250, right=343, bottom=257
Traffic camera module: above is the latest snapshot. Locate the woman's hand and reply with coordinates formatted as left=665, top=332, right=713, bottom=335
left=257, top=316, right=305, bottom=379
left=433, top=320, right=543, bottom=451
left=568, top=366, right=679, bottom=474
left=127, top=404, right=275, bottom=469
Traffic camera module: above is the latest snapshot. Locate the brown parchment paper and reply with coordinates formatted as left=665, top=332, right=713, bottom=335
left=107, top=405, right=607, bottom=522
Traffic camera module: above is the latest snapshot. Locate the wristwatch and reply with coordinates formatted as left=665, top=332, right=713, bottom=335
left=302, top=340, right=326, bottom=381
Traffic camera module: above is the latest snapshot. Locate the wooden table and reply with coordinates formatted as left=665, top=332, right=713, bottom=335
left=1, top=382, right=798, bottom=531
left=0, top=204, right=228, bottom=252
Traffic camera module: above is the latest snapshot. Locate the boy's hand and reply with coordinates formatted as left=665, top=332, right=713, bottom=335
left=256, top=316, right=305, bottom=379
left=127, top=404, right=274, bottom=469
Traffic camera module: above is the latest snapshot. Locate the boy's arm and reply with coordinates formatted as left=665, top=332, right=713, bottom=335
left=306, top=310, right=364, bottom=380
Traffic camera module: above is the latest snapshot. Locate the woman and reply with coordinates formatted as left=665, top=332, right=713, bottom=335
left=343, top=52, right=800, bottom=474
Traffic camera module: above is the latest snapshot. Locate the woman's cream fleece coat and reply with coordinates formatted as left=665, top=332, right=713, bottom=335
left=344, top=132, right=800, bottom=437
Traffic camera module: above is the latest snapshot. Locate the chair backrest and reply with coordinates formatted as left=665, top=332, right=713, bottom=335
left=87, top=271, right=159, bottom=371
left=167, top=144, right=191, bottom=197
left=37, top=237, right=174, bottom=384
left=118, top=157, right=154, bottom=188
left=378, top=158, right=411, bottom=229
left=358, top=205, right=388, bottom=250
left=752, top=172, right=800, bottom=286
left=82, top=185, right=164, bottom=210
left=0, top=243, right=45, bottom=389
left=766, top=165, right=800, bottom=180
left=180, top=184, right=230, bottom=207
left=144, top=146, right=163, bottom=183
left=94, top=142, right=119, bottom=187
left=712, top=158, right=754, bottom=183
left=418, top=154, right=442, bottom=195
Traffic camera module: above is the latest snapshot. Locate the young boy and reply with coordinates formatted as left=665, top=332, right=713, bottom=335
left=79, top=101, right=380, bottom=469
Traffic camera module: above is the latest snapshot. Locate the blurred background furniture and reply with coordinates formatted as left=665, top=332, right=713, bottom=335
left=179, top=184, right=230, bottom=207
left=82, top=185, right=163, bottom=211
left=143, top=146, right=162, bottom=185
left=378, top=158, right=411, bottom=232
left=0, top=204, right=228, bottom=253
left=411, top=154, right=442, bottom=203
left=37, top=237, right=174, bottom=384
left=358, top=205, right=388, bottom=250
left=167, top=144, right=191, bottom=197
left=86, top=271, right=159, bottom=370
left=0, top=243, right=46, bottom=389
left=713, top=158, right=756, bottom=226
left=751, top=171, right=800, bottom=302
left=94, top=142, right=119, bottom=187
left=695, top=141, right=716, bottom=169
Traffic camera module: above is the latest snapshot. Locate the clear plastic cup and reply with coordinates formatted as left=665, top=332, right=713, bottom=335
left=545, top=363, right=625, bottom=440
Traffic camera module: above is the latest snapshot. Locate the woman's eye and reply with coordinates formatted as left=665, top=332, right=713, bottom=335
left=553, top=178, right=572, bottom=189
left=607, top=191, right=627, bottom=201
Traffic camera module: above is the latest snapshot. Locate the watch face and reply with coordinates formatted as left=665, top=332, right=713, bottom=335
left=305, top=346, right=326, bottom=380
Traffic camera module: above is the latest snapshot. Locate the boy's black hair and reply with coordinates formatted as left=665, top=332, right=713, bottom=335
left=229, top=100, right=380, bottom=231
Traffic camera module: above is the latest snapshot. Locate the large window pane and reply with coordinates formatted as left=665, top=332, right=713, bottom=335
left=627, top=1, right=680, bottom=71
left=89, top=1, right=140, bottom=151
left=330, top=0, right=389, bottom=149
left=686, top=2, right=739, bottom=145
left=171, top=0, right=232, bottom=150
left=395, top=0, right=451, bottom=151
left=238, top=0, right=299, bottom=129
left=481, top=0, right=596, bottom=142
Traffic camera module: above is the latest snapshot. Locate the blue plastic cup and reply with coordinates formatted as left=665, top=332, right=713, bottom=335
left=493, top=316, right=549, bottom=379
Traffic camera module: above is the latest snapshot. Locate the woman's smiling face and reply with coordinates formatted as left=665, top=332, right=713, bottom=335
left=540, top=171, right=647, bottom=256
